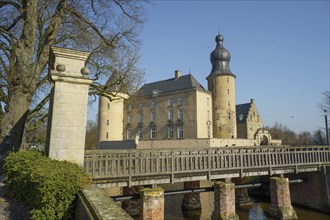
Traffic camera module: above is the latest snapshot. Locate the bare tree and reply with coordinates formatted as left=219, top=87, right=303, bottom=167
left=0, top=0, right=148, bottom=153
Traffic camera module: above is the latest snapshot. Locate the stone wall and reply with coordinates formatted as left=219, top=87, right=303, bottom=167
left=286, top=166, right=330, bottom=213
left=74, top=185, right=132, bottom=220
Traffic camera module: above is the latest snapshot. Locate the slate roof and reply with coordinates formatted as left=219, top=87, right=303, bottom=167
left=236, top=102, right=251, bottom=122
left=137, top=74, right=207, bottom=97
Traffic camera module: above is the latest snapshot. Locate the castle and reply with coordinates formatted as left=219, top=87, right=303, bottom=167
left=97, top=34, right=281, bottom=149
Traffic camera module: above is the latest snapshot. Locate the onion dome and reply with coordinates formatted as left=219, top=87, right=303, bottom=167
left=207, top=34, right=235, bottom=78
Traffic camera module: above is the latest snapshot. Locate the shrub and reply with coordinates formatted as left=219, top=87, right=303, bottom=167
left=3, top=150, right=90, bottom=219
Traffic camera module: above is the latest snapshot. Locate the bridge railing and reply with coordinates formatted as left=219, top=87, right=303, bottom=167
left=84, top=146, right=330, bottom=186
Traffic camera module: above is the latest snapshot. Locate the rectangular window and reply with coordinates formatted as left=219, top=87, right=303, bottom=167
left=139, top=113, right=143, bottom=122
left=227, top=77, right=229, bottom=83
left=151, top=112, right=156, bottom=121
left=178, top=109, right=183, bottom=120
left=177, top=125, right=184, bottom=139
left=178, top=97, right=183, bottom=105
left=127, top=128, right=131, bottom=139
left=227, top=101, right=230, bottom=107
left=106, top=120, right=109, bottom=126
left=107, top=103, right=110, bottom=110
left=167, top=126, right=174, bottom=139
left=228, top=112, right=231, bottom=119
left=150, top=126, right=156, bottom=139
left=168, top=109, right=174, bottom=121
left=168, top=98, right=173, bottom=107
left=106, top=132, right=109, bottom=139
left=227, top=89, right=230, bottom=95
left=138, top=127, right=143, bottom=139
left=151, top=100, right=156, bottom=109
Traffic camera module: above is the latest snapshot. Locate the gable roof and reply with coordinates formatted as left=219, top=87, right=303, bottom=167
left=137, top=74, right=207, bottom=97
left=236, top=102, right=251, bottom=122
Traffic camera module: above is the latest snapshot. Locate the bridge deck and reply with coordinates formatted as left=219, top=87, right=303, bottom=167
left=84, top=146, right=330, bottom=187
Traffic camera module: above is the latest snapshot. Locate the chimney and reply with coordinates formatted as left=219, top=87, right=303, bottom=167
left=175, top=70, right=181, bottom=79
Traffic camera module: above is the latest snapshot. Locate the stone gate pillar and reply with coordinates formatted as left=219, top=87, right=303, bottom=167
left=269, top=177, right=297, bottom=219
left=212, top=180, right=239, bottom=220
left=46, top=47, right=92, bottom=166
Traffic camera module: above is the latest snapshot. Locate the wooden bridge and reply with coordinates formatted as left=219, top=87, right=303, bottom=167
left=84, top=146, right=330, bottom=188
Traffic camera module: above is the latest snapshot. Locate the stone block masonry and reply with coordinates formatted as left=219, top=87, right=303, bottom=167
left=269, top=177, right=297, bottom=219
left=46, top=47, right=92, bottom=166
left=139, top=187, right=164, bottom=220
left=212, top=180, right=239, bottom=220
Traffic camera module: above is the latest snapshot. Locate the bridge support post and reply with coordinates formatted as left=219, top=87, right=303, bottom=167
left=139, top=187, right=164, bottom=220
left=212, top=180, right=239, bottom=220
left=182, top=181, right=201, bottom=210
left=46, top=47, right=92, bottom=166
left=269, top=177, right=298, bottom=220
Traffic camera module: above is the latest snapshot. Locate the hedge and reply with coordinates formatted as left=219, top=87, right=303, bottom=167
left=3, top=150, right=90, bottom=220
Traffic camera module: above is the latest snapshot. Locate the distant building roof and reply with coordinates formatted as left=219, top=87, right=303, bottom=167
left=137, top=73, right=207, bottom=97
left=236, top=102, right=251, bottom=122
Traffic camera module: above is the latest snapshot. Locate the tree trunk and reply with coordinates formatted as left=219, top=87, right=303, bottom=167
left=0, top=89, right=31, bottom=154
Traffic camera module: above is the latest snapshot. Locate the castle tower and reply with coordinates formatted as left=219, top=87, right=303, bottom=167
left=207, top=34, right=237, bottom=139
left=98, top=71, right=129, bottom=144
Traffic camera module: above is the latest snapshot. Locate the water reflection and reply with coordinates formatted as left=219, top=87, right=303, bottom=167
left=163, top=189, right=330, bottom=220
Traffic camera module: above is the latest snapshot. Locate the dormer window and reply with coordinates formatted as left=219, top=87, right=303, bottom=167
left=239, top=114, right=244, bottom=121
left=152, top=90, right=159, bottom=97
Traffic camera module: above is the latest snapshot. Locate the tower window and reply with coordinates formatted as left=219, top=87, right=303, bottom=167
left=227, top=89, right=230, bottom=95
left=227, top=101, right=230, bottom=107
left=106, top=120, right=109, bottom=126
left=207, top=110, right=210, bottom=120
left=228, top=112, right=231, bottom=119
left=106, top=132, right=109, bottom=139
left=227, top=77, right=229, bottom=83
left=207, top=97, right=210, bottom=106
left=207, top=125, right=211, bottom=138
left=107, top=103, right=110, bottom=110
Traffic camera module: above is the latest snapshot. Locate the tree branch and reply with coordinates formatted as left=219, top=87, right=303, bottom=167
left=113, top=0, right=136, bottom=21
left=27, top=93, right=50, bottom=121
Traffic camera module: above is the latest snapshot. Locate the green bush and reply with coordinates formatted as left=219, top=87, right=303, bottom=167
left=3, top=150, right=90, bottom=219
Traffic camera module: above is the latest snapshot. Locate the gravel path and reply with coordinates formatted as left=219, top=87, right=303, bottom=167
left=0, top=175, right=31, bottom=220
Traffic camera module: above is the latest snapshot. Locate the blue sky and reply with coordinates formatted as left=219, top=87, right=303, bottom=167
left=88, top=0, right=329, bottom=134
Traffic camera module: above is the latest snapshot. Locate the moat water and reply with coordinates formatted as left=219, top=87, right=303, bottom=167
left=163, top=193, right=330, bottom=220
left=126, top=182, right=330, bottom=220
